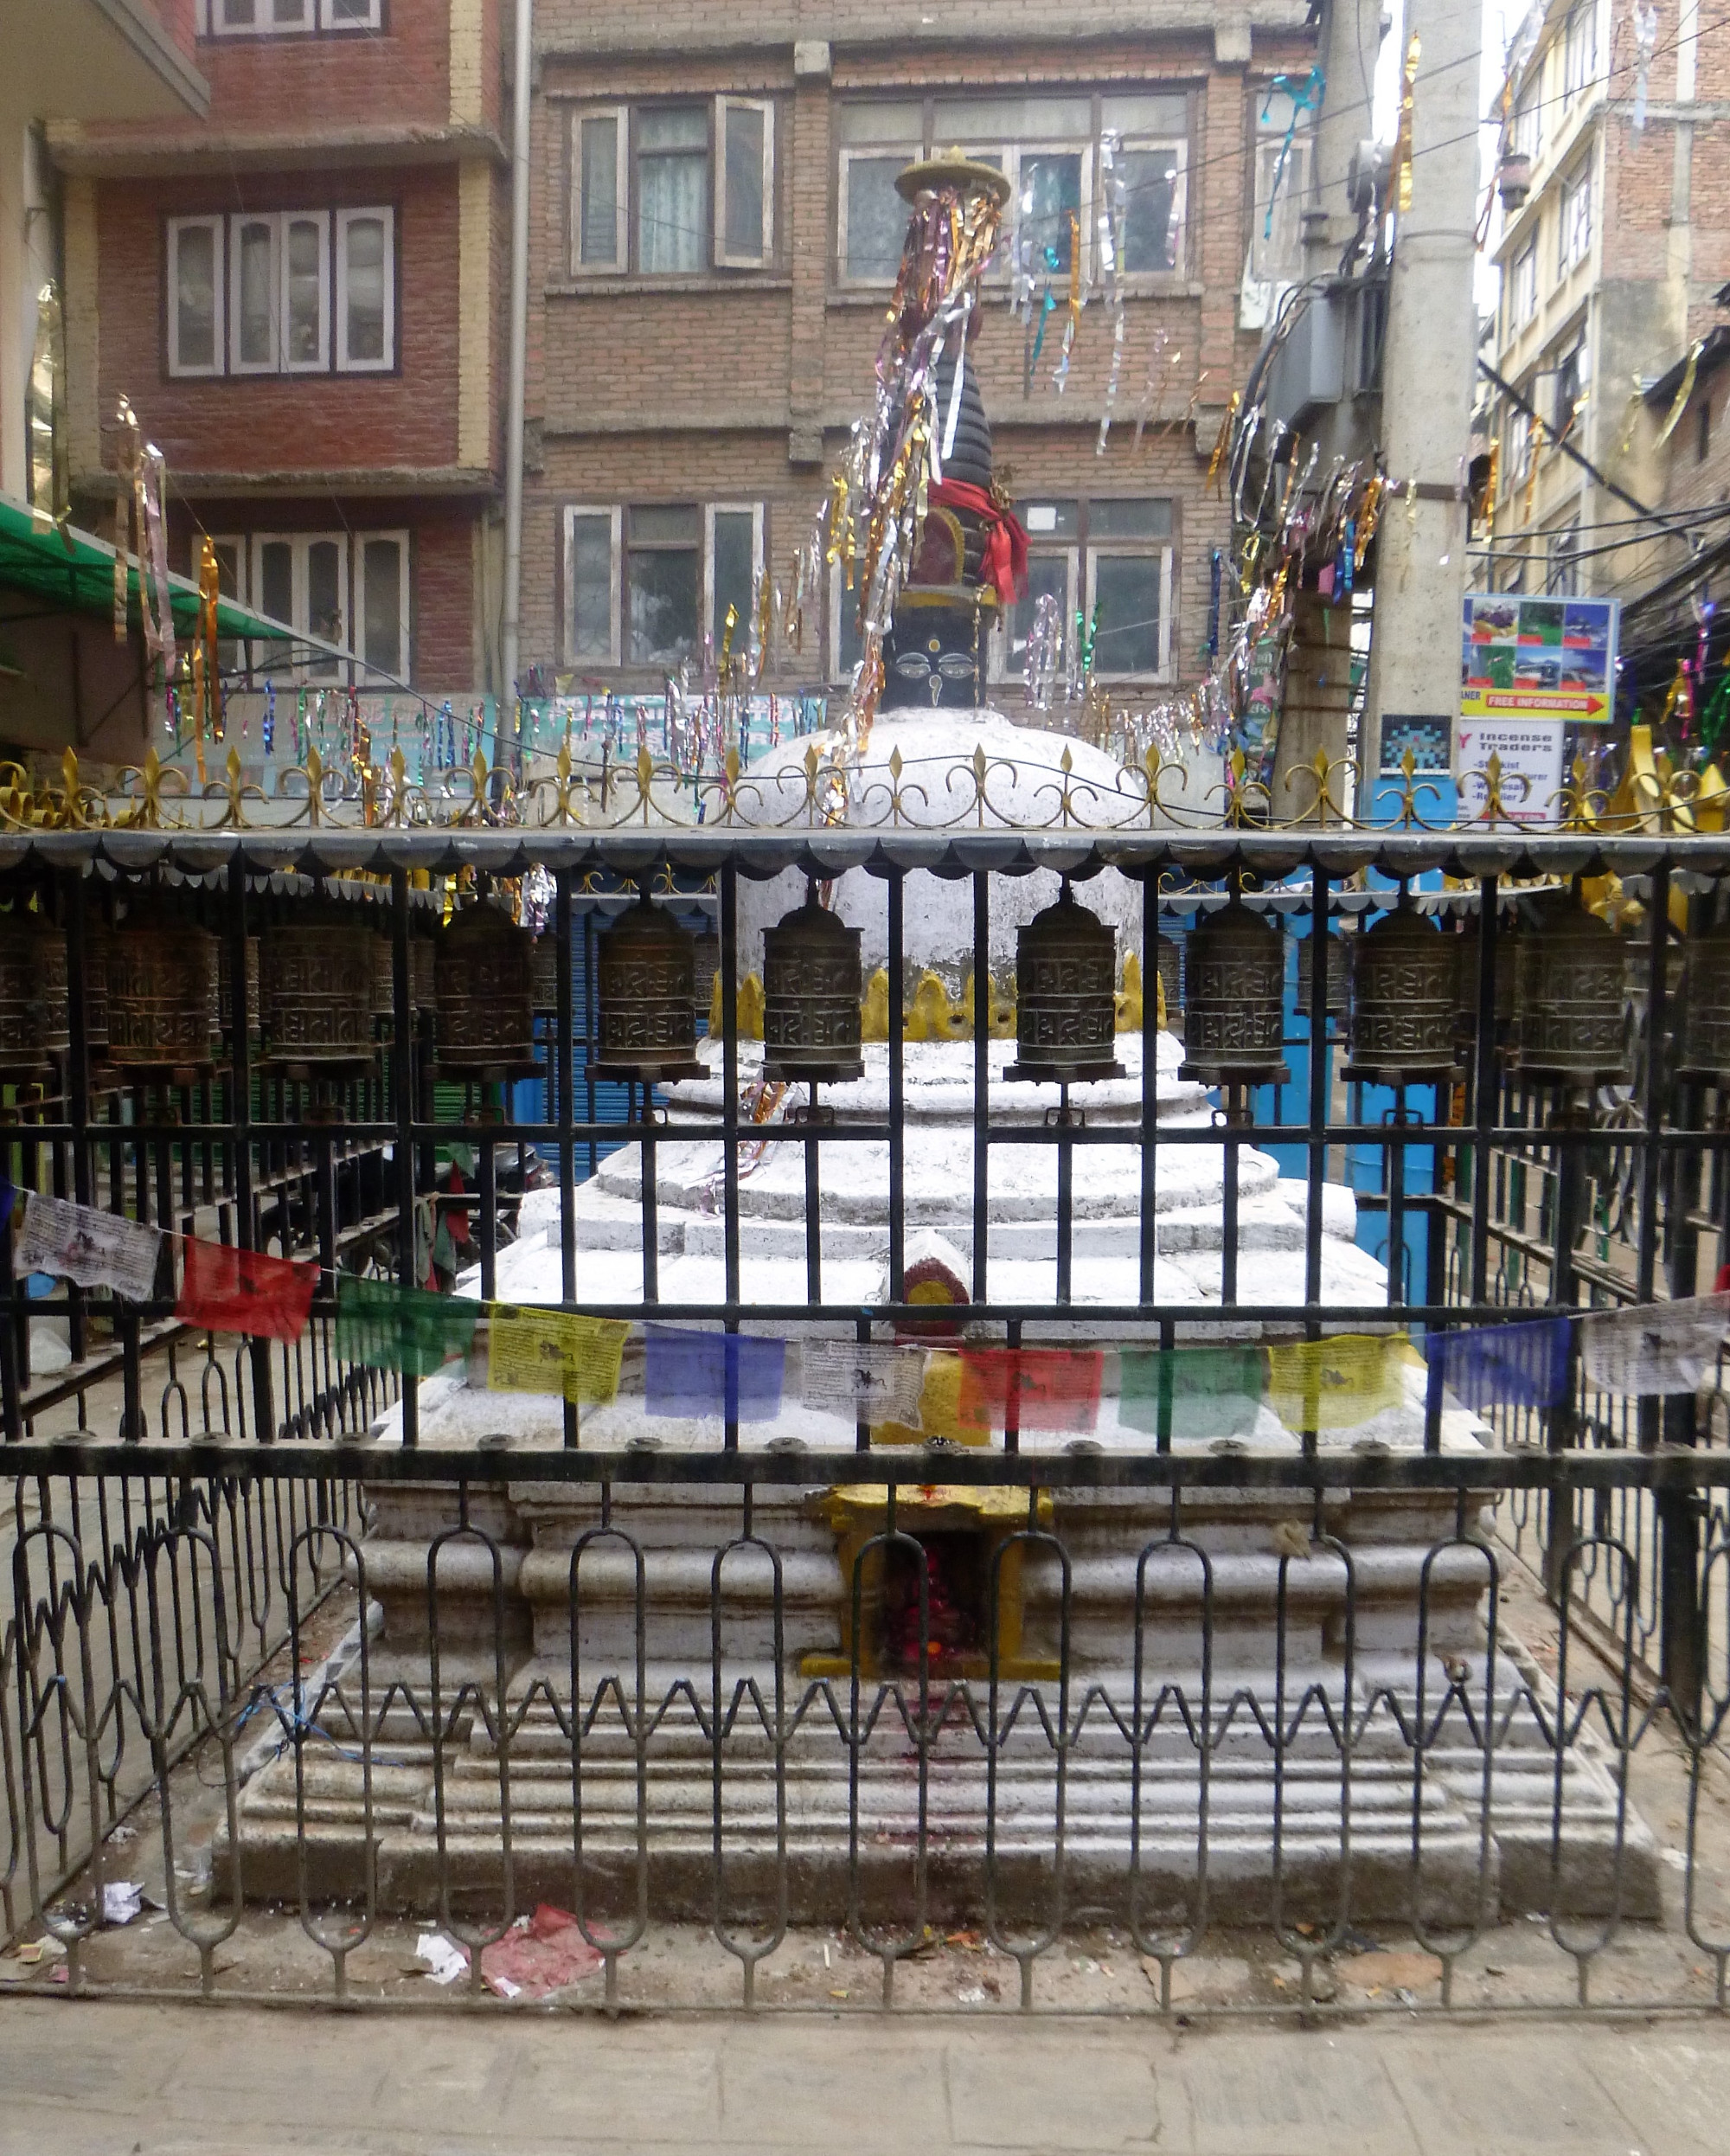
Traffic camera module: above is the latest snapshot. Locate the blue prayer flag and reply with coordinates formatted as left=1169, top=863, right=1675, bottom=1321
left=644, top=1325, right=785, bottom=1423
left=1425, top=1315, right=1571, bottom=1415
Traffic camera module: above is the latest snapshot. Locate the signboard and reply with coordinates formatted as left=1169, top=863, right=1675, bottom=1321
left=1379, top=714, right=1450, bottom=780
left=1454, top=716, right=1566, bottom=827
left=1462, top=593, right=1618, bottom=725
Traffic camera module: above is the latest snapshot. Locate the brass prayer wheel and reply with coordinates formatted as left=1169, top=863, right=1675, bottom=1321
left=1179, top=896, right=1289, bottom=1087
left=1004, top=884, right=1124, bottom=1085
left=83, top=922, right=110, bottom=1056
left=263, top=902, right=375, bottom=1068
left=1343, top=904, right=1459, bottom=1085
left=1295, top=926, right=1350, bottom=1017
left=1153, top=933, right=1182, bottom=1035
left=106, top=895, right=219, bottom=1072
left=692, top=930, right=721, bottom=1023
left=1676, top=922, right=1730, bottom=1084
left=1451, top=914, right=1517, bottom=1043
left=0, top=908, right=68, bottom=1076
left=593, top=891, right=704, bottom=1083
left=762, top=889, right=864, bottom=1084
left=434, top=900, right=539, bottom=1077
left=1512, top=890, right=1629, bottom=1086
left=531, top=931, right=562, bottom=1014
left=216, top=935, right=262, bottom=1044
left=371, top=927, right=436, bottom=1035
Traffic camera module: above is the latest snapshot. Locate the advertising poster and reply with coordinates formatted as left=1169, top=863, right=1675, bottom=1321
left=1454, top=716, right=1566, bottom=826
left=1461, top=593, right=1618, bottom=725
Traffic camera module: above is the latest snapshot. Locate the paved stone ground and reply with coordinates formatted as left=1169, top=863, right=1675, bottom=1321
left=3, top=1994, right=1729, bottom=2154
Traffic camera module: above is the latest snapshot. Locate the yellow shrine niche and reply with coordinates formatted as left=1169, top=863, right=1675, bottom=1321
left=708, top=950, right=1156, bottom=1041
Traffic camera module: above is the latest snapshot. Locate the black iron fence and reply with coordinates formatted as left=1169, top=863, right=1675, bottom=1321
left=0, top=826, right=1725, bottom=2012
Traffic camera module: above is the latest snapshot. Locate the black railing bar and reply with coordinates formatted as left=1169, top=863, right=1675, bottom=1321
left=12, top=1439, right=1730, bottom=1490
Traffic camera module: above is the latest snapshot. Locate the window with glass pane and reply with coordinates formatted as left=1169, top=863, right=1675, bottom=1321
left=209, top=538, right=244, bottom=677
left=566, top=515, right=615, bottom=661
left=580, top=115, right=621, bottom=266
left=1021, top=152, right=1082, bottom=275
left=172, top=223, right=219, bottom=372
left=710, top=510, right=756, bottom=652
left=306, top=539, right=343, bottom=675
left=1121, top=147, right=1182, bottom=273
left=638, top=108, right=708, bottom=274
left=235, top=220, right=276, bottom=369
left=362, top=539, right=404, bottom=677
left=1092, top=555, right=1161, bottom=676
left=721, top=104, right=766, bottom=260
left=255, top=540, right=295, bottom=676
left=1091, top=499, right=1172, bottom=539
left=625, top=505, right=699, bottom=664
left=285, top=217, right=324, bottom=367
left=341, top=214, right=388, bottom=366
left=218, top=0, right=257, bottom=22
left=843, top=154, right=912, bottom=279
left=324, top=0, right=379, bottom=22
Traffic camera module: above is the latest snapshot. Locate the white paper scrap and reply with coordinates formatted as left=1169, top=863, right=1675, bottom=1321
left=101, top=1881, right=144, bottom=1927
left=800, top=1340, right=926, bottom=1424
left=15, top=1193, right=163, bottom=1300
left=415, top=1931, right=470, bottom=1986
left=1580, top=1293, right=1730, bottom=1397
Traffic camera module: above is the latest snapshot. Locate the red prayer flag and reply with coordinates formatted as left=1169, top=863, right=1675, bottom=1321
left=176, top=1236, right=317, bottom=1344
left=958, top=1346, right=1102, bottom=1434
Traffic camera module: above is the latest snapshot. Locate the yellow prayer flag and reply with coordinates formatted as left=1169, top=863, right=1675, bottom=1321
left=487, top=1304, right=629, bottom=1405
left=914, top=1350, right=992, bottom=1447
left=1265, top=1333, right=1407, bottom=1434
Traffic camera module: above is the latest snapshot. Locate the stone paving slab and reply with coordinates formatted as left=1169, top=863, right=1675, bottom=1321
left=0, top=2001, right=1726, bottom=2156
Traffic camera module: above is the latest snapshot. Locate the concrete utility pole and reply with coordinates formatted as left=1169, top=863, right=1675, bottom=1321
left=1362, top=0, right=1483, bottom=784
left=500, top=0, right=533, bottom=720
left=1304, top=0, right=1386, bottom=273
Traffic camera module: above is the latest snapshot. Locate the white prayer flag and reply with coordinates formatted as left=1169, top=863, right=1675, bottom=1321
left=799, top=1339, right=926, bottom=1423
left=13, top=1192, right=163, bottom=1301
left=1580, top=1293, right=1730, bottom=1397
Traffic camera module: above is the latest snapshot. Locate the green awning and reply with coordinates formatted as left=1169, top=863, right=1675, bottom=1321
left=0, top=490, right=333, bottom=652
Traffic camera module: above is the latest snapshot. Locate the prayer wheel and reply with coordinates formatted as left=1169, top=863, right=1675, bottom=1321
left=83, top=922, right=110, bottom=1056
left=1179, top=897, right=1289, bottom=1087
left=371, top=926, right=437, bottom=1036
left=0, top=908, right=68, bottom=1076
left=263, top=902, right=375, bottom=1068
left=1676, top=922, right=1730, bottom=1084
left=1343, top=904, right=1459, bottom=1085
left=692, top=930, right=721, bottom=1023
left=762, top=889, right=864, bottom=1084
left=1004, top=884, right=1124, bottom=1085
left=1153, top=934, right=1182, bottom=1036
left=216, top=935, right=262, bottom=1045
left=106, top=895, right=219, bottom=1073
left=1295, top=926, right=1350, bottom=1017
left=1451, top=914, right=1517, bottom=1045
left=531, top=930, right=562, bottom=1015
left=1512, top=890, right=1629, bottom=1085
left=593, top=892, right=705, bottom=1083
left=434, top=900, right=539, bottom=1077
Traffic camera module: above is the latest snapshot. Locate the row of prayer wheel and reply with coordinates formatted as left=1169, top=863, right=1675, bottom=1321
left=0, top=880, right=1724, bottom=1097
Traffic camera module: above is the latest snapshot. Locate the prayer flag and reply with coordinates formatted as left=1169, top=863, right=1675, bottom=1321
left=958, top=1346, right=1103, bottom=1434
left=487, top=1304, right=629, bottom=1404
left=176, top=1236, right=317, bottom=1344
left=644, top=1325, right=785, bottom=1422
left=14, top=1191, right=162, bottom=1299
left=799, top=1338, right=926, bottom=1424
left=1265, top=1333, right=1407, bottom=1433
left=336, top=1273, right=478, bottom=1378
left=1425, top=1314, right=1572, bottom=1415
left=1118, top=1344, right=1264, bottom=1441
left=1580, top=1293, right=1730, bottom=1397
left=914, top=1351, right=992, bottom=1444
left=0, top=1174, right=14, bottom=1229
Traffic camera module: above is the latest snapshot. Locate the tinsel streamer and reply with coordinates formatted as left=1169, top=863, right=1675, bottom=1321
left=113, top=398, right=137, bottom=644
left=1259, top=67, right=1325, bottom=239
left=1052, top=214, right=1082, bottom=395
left=1395, top=34, right=1420, bottom=215
left=1133, top=329, right=1173, bottom=455
left=1030, top=284, right=1056, bottom=376
left=1632, top=3, right=1659, bottom=131
left=1206, top=391, right=1241, bottom=496
left=29, top=280, right=69, bottom=528
left=1095, top=132, right=1127, bottom=454
left=199, top=537, right=223, bottom=744
left=263, top=681, right=275, bottom=757
left=1656, top=342, right=1703, bottom=447
left=143, top=444, right=176, bottom=687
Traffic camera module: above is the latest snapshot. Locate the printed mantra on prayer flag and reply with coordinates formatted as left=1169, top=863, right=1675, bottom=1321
left=1581, top=1293, right=1730, bottom=1396
left=487, top=1306, right=629, bottom=1404
left=15, top=1192, right=161, bottom=1299
left=799, top=1339, right=927, bottom=1424
left=176, top=1237, right=317, bottom=1344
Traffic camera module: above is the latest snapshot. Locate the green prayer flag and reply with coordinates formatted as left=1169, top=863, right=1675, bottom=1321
left=336, top=1273, right=479, bottom=1378
left=1118, top=1345, right=1265, bottom=1441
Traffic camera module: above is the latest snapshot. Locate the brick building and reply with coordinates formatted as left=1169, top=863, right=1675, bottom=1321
left=50, top=1, right=509, bottom=700
left=516, top=5, right=1317, bottom=707
left=1483, top=0, right=1730, bottom=618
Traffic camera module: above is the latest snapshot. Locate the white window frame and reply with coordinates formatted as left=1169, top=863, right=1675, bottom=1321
left=999, top=138, right=1095, bottom=286
left=1248, top=130, right=1306, bottom=288
left=199, top=0, right=381, bottom=32
left=353, top=529, right=411, bottom=684
left=1085, top=542, right=1174, bottom=683
left=335, top=206, right=395, bottom=372
left=571, top=105, right=630, bottom=275
left=228, top=211, right=331, bottom=375
left=562, top=504, right=623, bottom=668
left=836, top=141, right=922, bottom=286
left=988, top=546, right=1080, bottom=683
left=703, top=503, right=765, bottom=652
left=1512, top=239, right=1537, bottom=326
left=1559, top=162, right=1592, bottom=277
left=1116, top=134, right=1189, bottom=281
left=714, top=96, right=775, bottom=269
left=248, top=532, right=349, bottom=683
left=320, top=0, right=383, bottom=27
left=167, top=215, right=226, bottom=379
left=1562, top=3, right=1598, bottom=100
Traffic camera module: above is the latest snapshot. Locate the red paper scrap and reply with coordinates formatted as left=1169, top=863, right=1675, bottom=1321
left=176, top=1237, right=318, bottom=1345
left=958, top=1347, right=1103, bottom=1434
left=479, top=1904, right=606, bottom=2001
